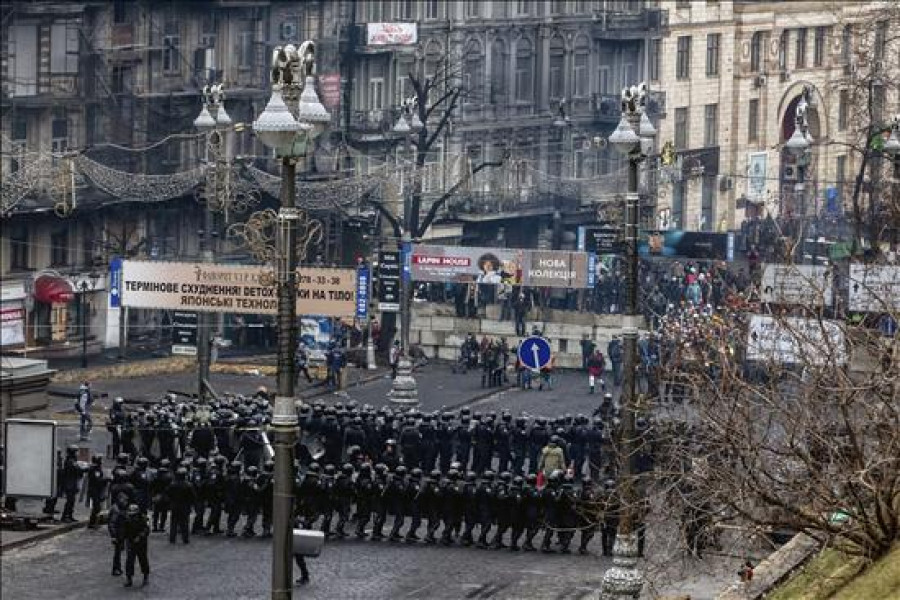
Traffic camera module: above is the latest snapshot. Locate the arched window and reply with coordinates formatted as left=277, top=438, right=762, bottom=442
left=549, top=35, right=566, bottom=100
left=424, top=40, right=443, bottom=85
left=515, top=38, right=533, bottom=102
left=490, top=39, right=508, bottom=104
left=573, top=35, right=590, bottom=97
left=464, top=39, right=484, bottom=96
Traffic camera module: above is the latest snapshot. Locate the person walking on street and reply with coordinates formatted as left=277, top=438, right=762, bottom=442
left=587, top=350, right=606, bottom=395
left=390, top=341, right=401, bottom=379
left=122, top=504, right=151, bottom=587
left=76, top=381, right=94, bottom=441
left=295, top=342, right=313, bottom=384
left=607, top=336, right=623, bottom=387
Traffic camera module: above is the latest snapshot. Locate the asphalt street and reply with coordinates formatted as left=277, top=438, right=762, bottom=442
left=1, top=517, right=738, bottom=600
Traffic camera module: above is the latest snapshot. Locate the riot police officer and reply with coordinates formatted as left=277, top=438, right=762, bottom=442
left=354, top=463, right=375, bottom=539
left=86, top=454, right=108, bottom=528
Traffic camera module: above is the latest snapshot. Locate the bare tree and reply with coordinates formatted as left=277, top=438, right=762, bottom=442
left=827, top=2, right=900, bottom=253
left=653, top=289, right=899, bottom=560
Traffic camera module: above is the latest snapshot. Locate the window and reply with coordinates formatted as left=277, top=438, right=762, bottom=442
left=51, top=117, right=69, bottom=153
left=396, top=0, right=414, bottom=19
left=51, top=229, right=69, bottom=266
left=551, top=0, right=566, bottom=14
left=200, top=13, right=217, bottom=47
left=836, top=155, right=846, bottom=200
left=395, top=60, right=414, bottom=103
left=748, top=98, right=759, bottom=143
left=516, top=1, right=532, bottom=15
left=838, top=89, right=849, bottom=131
left=750, top=31, right=764, bottom=72
left=778, top=30, right=788, bottom=70
left=573, top=47, right=589, bottom=97
left=162, top=18, right=180, bottom=74
left=111, top=65, right=132, bottom=93
left=465, top=1, right=480, bottom=18
left=875, top=22, right=887, bottom=61
left=649, top=38, right=660, bottom=82
left=842, top=25, right=852, bottom=63
left=82, top=223, right=96, bottom=268
left=302, top=12, right=320, bottom=40
left=704, top=104, right=718, bottom=147
left=675, top=107, right=689, bottom=150
left=575, top=1, right=589, bottom=13
left=10, top=225, right=29, bottom=270
left=424, top=0, right=440, bottom=20
left=9, top=24, right=39, bottom=97
left=237, top=22, right=254, bottom=69
left=12, top=116, right=27, bottom=144
left=676, top=36, right=692, bottom=80
left=672, top=181, right=685, bottom=229
left=463, top=40, right=483, bottom=97
left=676, top=0, right=691, bottom=8
left=515, top=39, right=533, bottom=102
left=368, top=78, right=384, bottom=112
left=598, top=66, right=610, bottom=94
left=50, top=23, right=79, bottom=74
left=701, top=176, right=715, bottom=231
left=795, top=28, right=807, bottom=68
left=706, top=33, right=720, bottom=77
left=490, top=39, right=507, bottom=104
left=549, top=36, right=565, bottom=100
left=814, top=27, right=827, bottom=67
left=113, top=0, right=129, bottom=24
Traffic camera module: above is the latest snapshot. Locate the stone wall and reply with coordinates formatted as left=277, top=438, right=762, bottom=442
left=408, top=303, right=642, bottom=369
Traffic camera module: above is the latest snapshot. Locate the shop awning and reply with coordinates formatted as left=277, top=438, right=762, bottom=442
left=33, top=275, right=75, bottom=304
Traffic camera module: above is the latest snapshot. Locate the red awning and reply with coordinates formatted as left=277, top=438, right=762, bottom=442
left=33, top=275, right=75, bottom=304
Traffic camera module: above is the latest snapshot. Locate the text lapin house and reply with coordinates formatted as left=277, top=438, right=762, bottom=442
left=120, top=261, right=357, bottom=317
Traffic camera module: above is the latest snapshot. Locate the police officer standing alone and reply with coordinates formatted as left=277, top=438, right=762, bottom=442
left=122, top=504, right=151, bottom=587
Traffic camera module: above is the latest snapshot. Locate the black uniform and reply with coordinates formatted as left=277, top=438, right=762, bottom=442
left=150, top=465, right=172, bottom=532
left=59, top=448, right=83, bottom=522
left=493, top=421, right=512, bottom=474
left=440, top=472, right=464, bottom=545
left=224, top=463, right=244, bottom=536
left=399, top=423, right=421, bottom=469
left=455, top=419, right=472, bottom=470
left=353, top=467, right=375, bottom=538
left=86, top=458, right=108, bottom=528
left=436, top=417, right=454, bottom=473
left=511, top=420, right=529, bottom=475
left=168, top=469, right=194, bottom=544
left=122, top=506, right=151, bottom=587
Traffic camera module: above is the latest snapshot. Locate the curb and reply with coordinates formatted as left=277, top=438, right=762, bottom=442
left=442, top=384, right=515, bottom=410
left=1, top=512, right=107, bottom=553
left=298, top=370, right=388, bottom=401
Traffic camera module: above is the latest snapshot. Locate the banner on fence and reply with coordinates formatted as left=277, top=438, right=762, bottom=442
left=746, top=315, right=847, bottom=366
left=121, top=261, right=356, bottom=317
left=760, top=264, right=833, bottom=306
left=848, top=264, right=900, bottom=312
left=408, top=245, right=592, bottom=288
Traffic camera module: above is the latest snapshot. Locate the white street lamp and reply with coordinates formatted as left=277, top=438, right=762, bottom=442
left=609, top=114, right=641, bottom=155
left=409, top=107, right=423, bottom=131
left=393, top=113, right=411, bottom=134
left=884, top=116, right=900, bottom=156
left=784, top=124, right=810, bottom=156
left=253, top=87, right=308, bottom=156
left=296, top=75, right=331, bottom=135
left=194, top=104, right=216, bottom=131
left=639, top=110, right=657, bottom=139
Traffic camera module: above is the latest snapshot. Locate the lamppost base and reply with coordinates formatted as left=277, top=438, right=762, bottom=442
left=388, top=357, right=418, bottom=404
left=366, top=342, right=377, bottom=370
left=600, top=533, right=643, bottom=599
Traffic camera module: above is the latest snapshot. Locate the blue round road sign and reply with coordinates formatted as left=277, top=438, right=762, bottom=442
left=518, top=336, right=552, bottom=370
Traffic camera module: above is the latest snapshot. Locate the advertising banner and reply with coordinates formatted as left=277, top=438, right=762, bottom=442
left=409, top=245, right=593, bottom=288
left=356, top=266, right=370, bottom=319
left=366, top=23, right=417, bottom=45
left=848, top=264, right=900, bottom=312
left=121, top=261, right=356, bottom=317
left=747, top=152, right=767, bottom=202
left=0, top=305, right=25, bottom=346
left=319, top=73, right=341, bottom=110
left=746, top=315, right=847, bottom=366
left=109, top=256, right=122, bottom=308
left=760, top=264, right=832, bottom=306
left=639, top=230, right=735, bottom=261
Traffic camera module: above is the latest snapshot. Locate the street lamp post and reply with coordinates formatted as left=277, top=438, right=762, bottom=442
left=78, top=271, right=100, bottom=369
left=602, top=83, right=655, bottom=599
left=785, top=86, right=813, bottom=262
left=193, top=83, right=232, bottom=401
left=253, top=41, right=330, bottom=600
left=389, top=98, right=422, bottom=405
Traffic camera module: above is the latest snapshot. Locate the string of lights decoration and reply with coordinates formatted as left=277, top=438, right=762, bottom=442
left=1, top=154, right=53, bottom=217
left=226, top=207, right=324, bottom=272
left=74, top=155, right=204, bottom=203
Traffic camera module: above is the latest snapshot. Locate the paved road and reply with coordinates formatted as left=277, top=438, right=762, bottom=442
left=1, top=518, right=738, bottom=600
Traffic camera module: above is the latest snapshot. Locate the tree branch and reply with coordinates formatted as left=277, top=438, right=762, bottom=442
left=416, top=157, right=507, bottom=238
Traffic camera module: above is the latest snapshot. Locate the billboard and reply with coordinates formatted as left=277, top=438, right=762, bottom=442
left=378, top=251, right=401, bottom=312
left=121, top=261, right=356, bottom=317
left=172, top=311, right=198, bottom=356
left=848, top=264, right=900, bottom=312
left=760, top=264, right=833, bottom=306
left=366, top=23, right=417, bottom=45
left=3, top=419, right=57, bottom=498
left=639, top=230, right=735, bottom=261
left=409, top=245, right=592, bottom=288
left=746, top=315, right=847, bottom=366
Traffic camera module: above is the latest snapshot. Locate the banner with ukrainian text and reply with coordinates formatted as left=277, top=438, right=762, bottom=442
left=409, top=245, right=592, bottom=289
left=121, top=261, right=356, bottom=317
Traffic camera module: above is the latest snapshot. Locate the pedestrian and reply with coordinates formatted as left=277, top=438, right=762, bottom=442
left=587, top=350, right=606, bottom=394
left=294, top=555, right=310, bottom=586
left=60, top=445, right=84, bottom=523
left=76, top=381, right=94, bottom=441
left=389, top=340, right=401, bottom=379
left=122, top=503, right=150, bottom=587
left=295, top=342, right=313, bottom=384
left=106, top=397, right=126, bottom=457
left=607, top=335, right=623, bottom=386
left=580, top=335, right=596, bottom=371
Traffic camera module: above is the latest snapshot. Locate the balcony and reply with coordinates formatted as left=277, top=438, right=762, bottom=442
left=591, top=7, right=668, bottom=37
left=346, top=109, right=395, bottom=141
